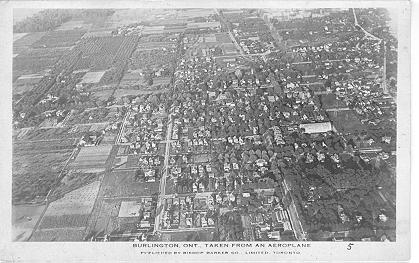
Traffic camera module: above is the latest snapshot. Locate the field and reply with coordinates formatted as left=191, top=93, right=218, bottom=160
left=45, top=180, right=101, bottom=216
left=92, top=199, right=125, bottom=233
left=12, top=204, right=46, bottom=241
left=119, top=69, right=144, bottom=87
left=92, top=89, right=115, bottom=101
left=16, top=127, right=82, bottom=141
left=30, top=228, right=86, bottom=241
left=13, top=73, right=43, bottom=95
left=66, top=107, right=120, bottom=125
left=15, top=127, right=34, bottom=140
left=13, top=47, right=66, bottom=75
left=69, top=145, right=112, bottom=172
left=113, top=88, right=150, bottom=99
left=13, top=33, right=28, bottom=42
left=114, top=83, right=169, bottom=99
left=13, top=32, right=46, bottom=54
left=129, top=48, right=176, bottom=71
left=31, top=180, right=101, bottom=241
left=103, top=170, right=160, bottom=198
left=51, top=170, right=101, bottom=200
left=329, top=110, right=365, bottom=134
left=12, top=150, right=72, bottom=204
left=39, top=214, right=91, bottom=229
left=215, top=33, right=233, bottom=43
left=118, top=200, right=145, bottom=217
left=80, top=71, right=106, bottom=84
left=82, top=30, right=113, bottom=38
left=91, top=196, right=156, bottom=235
left=32, top=30, right=86, bottom=48
left=57, top=20, right=92, bottom=31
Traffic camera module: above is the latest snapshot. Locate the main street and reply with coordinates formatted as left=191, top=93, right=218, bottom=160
left=282, top=179, right=307, bottom=241
left=215, top=9, right=245, bottom=56
left=154, top=114, right=173, bottom=232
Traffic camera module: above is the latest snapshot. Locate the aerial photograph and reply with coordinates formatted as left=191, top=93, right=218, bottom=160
left=12, top=8, right=397, bottom=242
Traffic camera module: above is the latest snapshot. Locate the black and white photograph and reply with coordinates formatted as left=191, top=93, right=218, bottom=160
left=0, top=1, right=413, bottom=262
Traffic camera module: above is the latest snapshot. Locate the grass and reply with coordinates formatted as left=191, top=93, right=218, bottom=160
left=31, top=228, right=85, bottom=241
left=103, top=171, right=160, bottom=198
left=12, top=151, right=72, bottom=204
left=12, top=204, right=46, bottom=241
left=39, top=214, right=90, bottom=229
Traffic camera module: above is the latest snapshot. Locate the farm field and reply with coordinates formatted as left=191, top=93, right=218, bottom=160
left=32, top=30, right=86, bottom=48
left=16, top=127, right=82, bottom=141
left=13, top=48, right=64, bottom=75
left=82, top=30, right=113, bottom=38
left=80, top=71, right=106, bottom=84
left=30, top=180, right=101, bottom=241
left=12, top=204, right=46, bottom=241
left=51, top=170, right=101, bottom=201
left=44, top=180, right=101, bottom=216
left=13, top=32, right=46, bottom=54
left=69, top=145, right=113, bottom=172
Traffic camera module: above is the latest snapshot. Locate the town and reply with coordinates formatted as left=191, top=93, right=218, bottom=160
left=12, top=8, right=397, bottom=242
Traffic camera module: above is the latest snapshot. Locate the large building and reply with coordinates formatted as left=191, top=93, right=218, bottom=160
left=300, top=122, right=334, bottom=134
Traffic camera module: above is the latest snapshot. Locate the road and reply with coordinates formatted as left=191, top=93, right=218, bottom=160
left=282, top=179, right=307, bottom=241
left=215, top=9, right=245, bottom=56
left=352, top=9, right=382, bottom=42
left=57, top=109, right=74, bottom=127
left=154, top=114, right=173, bottom=232
left=351, top=9, right=393, bottom=99
left=115, top=109, right=131, bottom=145
left=378, top=190, right=396, bottom=210
left=82, top=144, right=120, bottom=238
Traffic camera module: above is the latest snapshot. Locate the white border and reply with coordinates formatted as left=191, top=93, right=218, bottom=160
left=0, top=1, right=411, bottom=262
